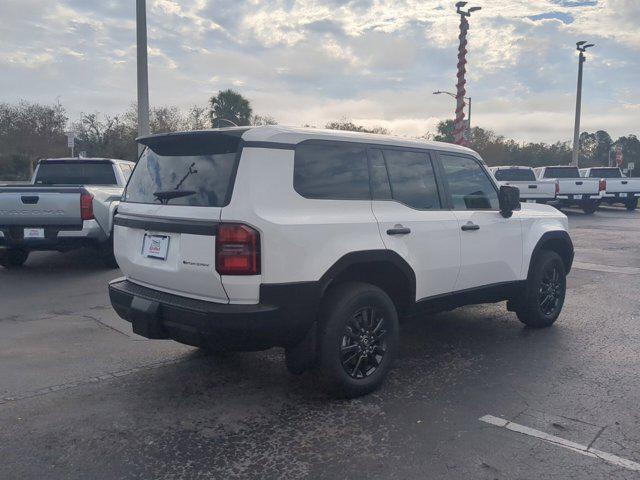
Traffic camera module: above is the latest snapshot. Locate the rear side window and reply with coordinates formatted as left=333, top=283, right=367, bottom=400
left=543, top=167, right=580, bottom=178
left=294, top=143, right=370, bottom=200
left=35, top=162, right=117, bottom=185
left=374, top=149, right=441, bottom=209
left=441, top=154, right=499, bottom=210
left=494, top=168, right=536, bottom=181
left=588, top=168, right=622, bottom=178
left=125, top=135, right=240, bottom=207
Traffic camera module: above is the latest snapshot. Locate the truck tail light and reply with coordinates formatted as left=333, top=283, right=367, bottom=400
left=216, top=223, right=260, bottom=275
left=555, top=181, right=560, bottom=195
left=80, top=192, right=94, bottom=221
left=599, top=178, right=606, bottom=192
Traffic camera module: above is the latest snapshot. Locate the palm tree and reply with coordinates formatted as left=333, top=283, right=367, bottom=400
left=208, top=89, right=253, bottom=127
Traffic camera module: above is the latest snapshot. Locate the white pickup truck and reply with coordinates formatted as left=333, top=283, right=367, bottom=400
left=0, top=157, right=134, bottom=268
left=489, top=166, right=557, bottom=203
left=534, top=166, right=604, bottom=214
left=579, top=167, right=639, bottom=211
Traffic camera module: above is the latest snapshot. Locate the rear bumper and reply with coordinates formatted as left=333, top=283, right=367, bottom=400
left=556, top=194, right=601, bottom=200
left=108, top=278, right=320, bottom=350
left=602, top=192, right=640, bottom=199
left=0, top=220, right=107, bottom=251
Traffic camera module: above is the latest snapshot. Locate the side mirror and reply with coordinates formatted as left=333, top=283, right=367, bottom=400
left=499, top=185, right=520, bottom=218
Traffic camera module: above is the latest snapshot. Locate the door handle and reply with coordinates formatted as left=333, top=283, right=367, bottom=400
left=386, top=227, right=411, bottom=235
left=622, top=181, right=628, bottom=185
left=575, top=181, right=583, bottom=185
left=461, top=222, right=480, bottom=231
left=528, top=185, right=538, bottom=189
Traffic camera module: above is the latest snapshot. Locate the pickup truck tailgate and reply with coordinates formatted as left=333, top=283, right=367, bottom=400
left=604, top=179, right=640, bottom=193
left=0, top=187, right=83, bottom=227
left=557, top=179, right=599, bottom=195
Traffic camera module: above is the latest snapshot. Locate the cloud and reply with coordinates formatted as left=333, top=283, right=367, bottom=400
left=0, top=0, right=637, bottom=143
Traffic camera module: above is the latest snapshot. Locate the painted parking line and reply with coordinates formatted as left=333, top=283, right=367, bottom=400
left=572, top=261, right=640, bottom=275
left=479, top=415, right=640, bottom=472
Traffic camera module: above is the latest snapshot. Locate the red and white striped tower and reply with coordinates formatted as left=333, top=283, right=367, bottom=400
left=453, top=2, right=481, bottom=146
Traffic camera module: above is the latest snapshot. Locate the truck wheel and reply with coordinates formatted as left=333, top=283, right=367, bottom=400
left=626, top=197, right=638, bottom=211
left=581, top=200, right=597, bottom=215
left=98, top=240, right=119, bottom=269
left=317, top=282, right=399, bottom=398
left=516, top=251, right=566, bottom=328
left=0, top=248, right=29, bottom=268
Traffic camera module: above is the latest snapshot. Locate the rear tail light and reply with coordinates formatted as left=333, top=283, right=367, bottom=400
left=216, top=223, right=260, bottom=275
left=599, top=178, right=606, bottom=192
left=80, top=192, right=94, bottom=221
left=555, top=181, right=560, bottom=195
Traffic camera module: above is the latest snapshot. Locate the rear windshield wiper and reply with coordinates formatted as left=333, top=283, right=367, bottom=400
left=153, top=190, right=196, bottom=204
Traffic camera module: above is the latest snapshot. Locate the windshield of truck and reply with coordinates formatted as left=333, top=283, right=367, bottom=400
left=588, top=168, right=622, bottom=178
left=494, top=168, right=536, bottom=181
left=125, top=133, right=242, bottom=207
left=543, top=167, right=580, bottom=179
left=35, top=161, right=117, bottom=185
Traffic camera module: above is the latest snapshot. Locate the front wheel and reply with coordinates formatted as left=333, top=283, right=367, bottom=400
left=0, top=248, right=29, bottom=268
left=516, top=251, right=566, bottom=328
left=317, top=282, right=399, bottom=398
left=626, top=196, right=638, bottom=211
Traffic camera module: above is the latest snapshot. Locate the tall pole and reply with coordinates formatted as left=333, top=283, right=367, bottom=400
left=136, top=0, right=150, bottom=156
left=571, top=41, right=594, bottom=166
left=453, top=3, right=480, bottom=147
left=571, top=52, right=585, bottom=166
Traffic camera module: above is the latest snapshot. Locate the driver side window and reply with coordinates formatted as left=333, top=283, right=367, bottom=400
left=440, top=154, right=499, bottom=210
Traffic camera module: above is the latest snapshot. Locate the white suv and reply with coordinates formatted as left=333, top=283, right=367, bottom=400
left=109, top=126, right=574, bottom=398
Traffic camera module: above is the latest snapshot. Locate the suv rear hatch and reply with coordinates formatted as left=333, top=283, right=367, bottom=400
left=114, top=129, right=248, bottom=303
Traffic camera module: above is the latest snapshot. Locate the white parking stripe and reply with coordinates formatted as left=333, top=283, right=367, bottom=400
left=479, top=415, right=640, bottom=472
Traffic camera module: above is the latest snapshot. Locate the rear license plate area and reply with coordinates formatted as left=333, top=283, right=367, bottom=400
left=24, top=228, right=45, bottom=239
left=142, top=234, right=170, bottom=260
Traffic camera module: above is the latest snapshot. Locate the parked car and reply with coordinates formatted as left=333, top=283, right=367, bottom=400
left=579, top=167, right=639, bottom=211
left=0, top=157, right=134, bottom=268
left=489, top=166, right=557, bottom=203
left=109, top=126, right=573, bottom=398
left=534, top=165, right=604, bottom=214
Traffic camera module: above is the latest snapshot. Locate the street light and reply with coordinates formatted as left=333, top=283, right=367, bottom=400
left=571, top=40, right=595, bottom=166
left=433, top=90, right=472, bottom=133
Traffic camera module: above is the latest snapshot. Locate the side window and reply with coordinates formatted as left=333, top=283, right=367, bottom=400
left=440, top=154, right=499, bottom=210
left=368, top=149, right=392, bottom=200
left=294, top=143, right=370, bottom=200
left=382, top=150, right=441, bottom=209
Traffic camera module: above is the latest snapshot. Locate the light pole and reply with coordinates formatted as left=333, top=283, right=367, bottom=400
left=434, top=90, right=472, bottom=136
left=136, top=0, right=150, bottom=156
left=571, top=41, right=595, bottom=166
left=453, top=2, right=481, bottom=147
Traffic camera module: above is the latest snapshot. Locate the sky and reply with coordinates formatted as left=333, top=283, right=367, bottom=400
left=1, top=0, right=638, bottom=143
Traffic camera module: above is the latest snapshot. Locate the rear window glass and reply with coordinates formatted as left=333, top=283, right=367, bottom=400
left=588, top=168, right=621, bottom=178
left=543, top=167, right=580, bottom=178
left=125, top=135, right=241, bottom=207
left=294, top=143, right=370, bottom=200
left=35, top=162, right=117, bottom=185
left=494, top=168, right=535, bottom=181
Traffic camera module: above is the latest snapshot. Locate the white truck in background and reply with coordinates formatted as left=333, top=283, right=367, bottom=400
left=0, top=157, right=134, bottom=268
left=534, top=166, right=604, bottom=214
left=489, top=166, right=557, bottom=203
left=580, top=167, right=639, bottom=211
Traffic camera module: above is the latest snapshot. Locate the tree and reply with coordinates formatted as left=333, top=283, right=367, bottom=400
left=432, top=119, right=455, bottom=143
left=185, top=105, right=209, bottom=131
left=208, top=89, right=252, bottom=127
left=252, top=114, right=277, bottom=126
left=325, top=118, right=389, bottom=135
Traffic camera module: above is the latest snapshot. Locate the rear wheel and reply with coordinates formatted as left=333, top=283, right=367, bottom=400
left=0, top=248, right=29, bottom=268
left=516, top=251, right=566, bottom=328
left=317, top=282, right=399, bottom=398
left=581, top=199, right=597, bottom=214
left=626, top=196, right=638, bottom=211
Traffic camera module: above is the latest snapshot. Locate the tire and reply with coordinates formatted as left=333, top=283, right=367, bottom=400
left=98, top=240, right=119, bottom=269
left=316, top=282, right=399, bottom=398
left=516, top=251, right=566, bottom=328
left=0, top=248, right=29, bottom=268
left=626, top=197, right=638, bottom=211
left=581, top=199, right=597, bottom=215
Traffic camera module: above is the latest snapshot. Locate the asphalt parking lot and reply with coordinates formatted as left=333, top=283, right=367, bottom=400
left=1, top=206, right=639, bottom=480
